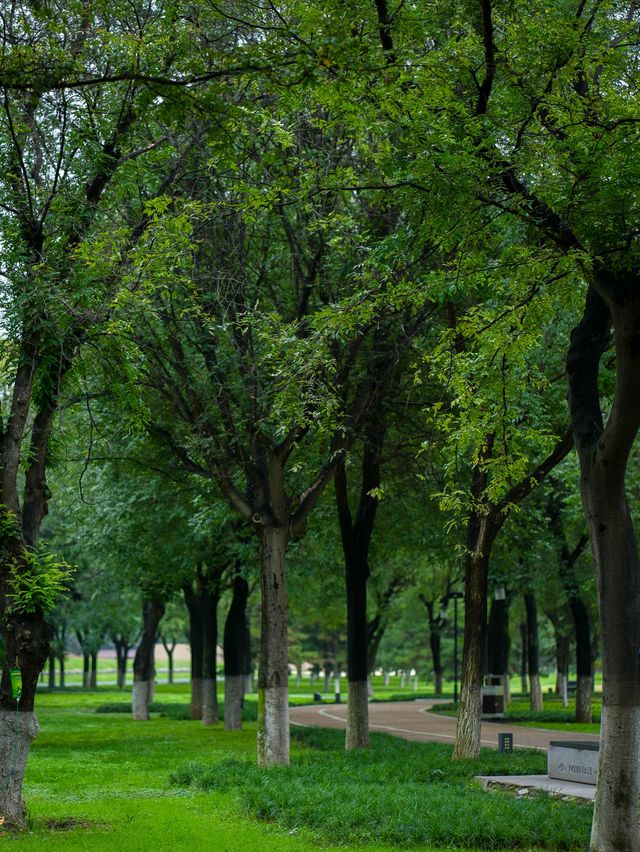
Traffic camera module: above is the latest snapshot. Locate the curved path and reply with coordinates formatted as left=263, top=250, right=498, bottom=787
left=289, top=699, right=600, bottom=752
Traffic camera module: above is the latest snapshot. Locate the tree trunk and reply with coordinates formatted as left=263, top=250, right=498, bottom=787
left=566, top=285, right=640, bottom=850
left=335, top=432, right=382, bottom=752
left=344, top=552, right=369, bottom=749
left=82, top=652, right=91, bottom=690
left=58, top=654, right=65, bottom=689
left=224, top=572, right=249, bottom=731
left=422, top=597, right=443, bottom=698
left=90, top=651, right=98, bottom=689
left=184, top=582, right=204, bottom=720
left=453, top=542, right=490, bottom=759
left=48, top=652, right=55, bottom=690
left=114, top=639, right=129, bottom=690
left=166, top=647, right=174, bottom=684
left=553, top=626, right=570, bottom=706
left=132, top=599, right=164, bottom=721
left=503, top=671, right=511, bottom=706
left=519, top=621, right=528, bottom=694
left=322, top=665, right=330, bottom=693
left=524, top=592, right=543, bottom=711
left=257, top=523, right=290, bottom=767
left=0, top=710, right=39, bottom=829
left=347, top=680, right=369, bottom=748
left=201, top=582, right=220, bottom=726
left=570, top=595, right=593, bottom=724
left=0, top=601, right=50, bottom=829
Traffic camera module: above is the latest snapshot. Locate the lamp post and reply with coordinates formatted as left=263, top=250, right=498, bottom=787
left=450, top=591, right=464, bottom=704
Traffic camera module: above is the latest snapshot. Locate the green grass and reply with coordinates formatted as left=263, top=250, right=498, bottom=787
left=8, top=687, right=352, bottom=851
left=3, top=686, right=593, bottom=851
left=431, top=696, right=601, bottom=736
left=174, top=726, right=592, bottom=850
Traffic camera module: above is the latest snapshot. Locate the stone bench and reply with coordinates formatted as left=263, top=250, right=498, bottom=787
left=548, top=740, right=599, bottom=786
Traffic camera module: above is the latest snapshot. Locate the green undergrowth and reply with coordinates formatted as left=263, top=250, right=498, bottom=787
left=172, top=726, right=592, bottom=851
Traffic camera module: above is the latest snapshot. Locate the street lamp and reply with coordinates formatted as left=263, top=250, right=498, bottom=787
left=449, top=591, right=464, bottom=704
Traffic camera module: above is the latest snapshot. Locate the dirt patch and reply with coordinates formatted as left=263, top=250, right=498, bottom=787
left=45, top=818, right=108, bottom=832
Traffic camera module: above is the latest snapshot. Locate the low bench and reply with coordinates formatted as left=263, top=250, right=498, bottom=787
left=548, top=741, right=599, bottom=786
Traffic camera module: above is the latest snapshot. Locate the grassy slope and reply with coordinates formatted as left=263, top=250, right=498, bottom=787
left=5, top=685, right=593, bottom=851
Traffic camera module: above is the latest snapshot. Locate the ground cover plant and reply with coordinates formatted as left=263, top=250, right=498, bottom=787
left=6, top=687, right=357, bottom=851
left=3, top=686, right=593, bottom=851
left=174, top=726, right=593, bottom=850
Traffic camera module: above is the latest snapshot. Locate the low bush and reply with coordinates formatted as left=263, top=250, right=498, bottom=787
left=172, top=726, right=591, bottom=850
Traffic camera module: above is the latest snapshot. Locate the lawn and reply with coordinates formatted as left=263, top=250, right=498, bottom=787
left=3, top=686, right=593, bottom=851
left=431, top=696, right=602, bottom=737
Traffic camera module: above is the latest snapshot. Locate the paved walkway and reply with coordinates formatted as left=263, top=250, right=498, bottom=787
left=289, top=699, right=600, bottom=752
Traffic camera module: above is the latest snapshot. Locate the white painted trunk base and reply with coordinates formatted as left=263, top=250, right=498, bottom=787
left=576, top=675, right=593, bottom=724
left=224, top=675, right=243, bottom=731
left=132, top=680, right=151, bottom=720
left=591, top=703, right=640, bottom=851
left=243, top=673, right=253, bottom=695
left=257, top=687, right=289, bottom=767
left=367, top=675, right=374, bottom=697
left=558, top=673, right=569, bottom=708
left=201, top=678, right=218, bottom=725
left=529, top=674, right=543, bottom=711
left=0, top=711, right=39, bottom=829
left=346, top=681, right=369, bottom=750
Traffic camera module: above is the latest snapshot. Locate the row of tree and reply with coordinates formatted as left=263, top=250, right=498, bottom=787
left=0, top=2, right=638, bottom=848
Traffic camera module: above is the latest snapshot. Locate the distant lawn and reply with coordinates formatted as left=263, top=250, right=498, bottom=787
left=6, top=686, right=593, bottom=851
left=431, top=696, right=601, bottom=736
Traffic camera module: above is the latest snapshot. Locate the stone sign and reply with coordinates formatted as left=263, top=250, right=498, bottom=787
left=548, top=741, right=599, bottom=786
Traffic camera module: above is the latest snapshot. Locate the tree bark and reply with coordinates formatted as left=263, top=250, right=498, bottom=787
left=257, top=523, right=290, bottom=766
left=161, top=638, right=175, bottom=685
left=224, top=572, right=249, bottom=731
left=524, top=592, right=543, bottom=711
left=90, top=651, right=98, bottom=689
left=335, top=425, right=383, bottom=751
left=184, top=580, right=204, bottom=720
left=570, top=595, right=593, bottom=724
left=132, top=599, right=164, bottom=721
left=566, top=284, right=640, bottom=850
left=82, top=651, right=90, bottom=690
left=48, top=652, right=55, bottom=690
left=550, top=620, right=570, bottom=708
left=519, top=621, right=528, bottom=694
left=113, top=636, right=130, bottom=690
left=423, top=598, right=445, bottom=698
left=0, top=710, right=39, bottom=829
left=0, top=572, right=50, bottom=828
left=201, top=581, right=220, bottom=726
left=453, top=537, right=492, bottom=759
